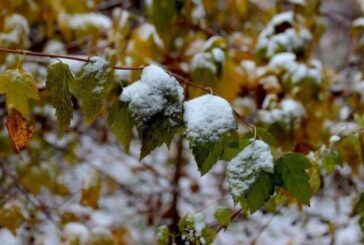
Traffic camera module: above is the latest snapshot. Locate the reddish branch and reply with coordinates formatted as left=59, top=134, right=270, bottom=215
left=0, top=47, right=255, bottom=130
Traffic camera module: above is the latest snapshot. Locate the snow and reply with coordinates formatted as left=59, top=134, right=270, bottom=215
left=192, top=0, right=206, bottom=20
left=268, top=52, right=322, bottom=85
left=137, top=23, right=164, bottom=48
left=184, top=95, right=236, bottom=142
left=63, top=222, right=89, bottom=243
left=287, top=0, right=306, bottom=6
left=43, top=40, right=65, bottom=54
left=212, top=48, right=226, bottom=64
left=67, top=13, right=112, bottom=31
left=353, top=17, right=364, bottom=28
left=6, top=14, right=29, bottom=35
left=271, top=12, right=294, bottom=27
left=227, top=140, right=273, bottom=197
left=268, top=52, right=297, bottom=71
left=329, top=135, right=341, bottom=143
left=258, top=98, right=305, bottom=127
left=84, top=56, right=110, bottom=77
left=256, top=12, right=312, bottom=59
left=191, top=52, right=217, bottom=74
left=121, top=64, right=184, bottom=124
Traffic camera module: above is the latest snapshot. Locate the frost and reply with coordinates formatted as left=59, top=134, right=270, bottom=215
left=184, top=95, right=236, bottom=142
left=227, top=140, right=273, bottom=197
left=67, top=13, right=112, bottom=31
left=121, top=64, right=184, bottom=125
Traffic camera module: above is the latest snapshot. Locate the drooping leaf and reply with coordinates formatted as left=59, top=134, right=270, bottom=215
left=274, top=153, right=312, bottom=205
left=139, top=113, right=182, bottom=159
left=185, top=95, right=238, bottom=174
left=71, top=56, right=114, bottom=123
left=246, top=171, right=275, bottom=213
left=227, top=140, right=274, bottom=204
left=0, top=69, right=39, bottom=115
left=121, top=65, right=184, bottom=159
left=190, top=131, right=238, bottom=175
left=107, top=101, right=134, bottom=152
left=214, top=207, right=231, bottom=227
left=46, top=62, right=74, bottom=136
left=6, top=109, right=35, bottom=153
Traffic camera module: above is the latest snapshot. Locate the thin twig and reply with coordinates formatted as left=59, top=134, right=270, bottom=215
left=0, top=47, right=255, bottom=130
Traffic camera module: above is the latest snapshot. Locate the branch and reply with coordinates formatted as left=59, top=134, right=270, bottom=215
left=0, top=47, right=255, bottom=130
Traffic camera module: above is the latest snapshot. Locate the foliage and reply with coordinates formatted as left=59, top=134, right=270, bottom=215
left=0, top=0, right=364, bottom=244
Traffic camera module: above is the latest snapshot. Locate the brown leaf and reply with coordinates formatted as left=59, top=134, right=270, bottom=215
left=6, top=109, right=34, bottom=153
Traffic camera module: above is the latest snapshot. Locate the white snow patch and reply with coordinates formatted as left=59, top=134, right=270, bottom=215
left=227, top=140, right=274, bottom=197
left=121, top=64, right=184, bottom=124
left=67, top=13, right=112, bottom=31
left=184, top=95, right=236, bottom=142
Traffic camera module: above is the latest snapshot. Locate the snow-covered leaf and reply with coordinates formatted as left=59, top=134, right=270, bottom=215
left=121, top=64, right=184, bottom=158
left=71, top=56, right=114, bottom=123
left=184, top=94, right=237, bottom=174
left=227, top=140, right=274, bottom=204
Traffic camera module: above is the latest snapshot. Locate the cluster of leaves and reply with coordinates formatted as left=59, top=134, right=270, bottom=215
left=1, top=0, right=364, bottom=244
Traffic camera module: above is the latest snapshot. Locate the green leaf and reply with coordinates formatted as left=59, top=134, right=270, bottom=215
left=322, top=147, right=343, bottom=174
left=157, top=225, right=169, bottom=245
left=0, top=69, right=39, bottom=115
left=246, top=172, right=274, bottom=213
left=46, top=62, right=74, bottom=136
left=191, top=131, right=238, bottom=175
left=201, top=227, right=217, bottom=244
left=185, top=94, right=238, bottom=174
left=71, top=57, right=114, bottom=123
left=121, top=65, right=184, bottom=159
left=227, top=140, right=274, bottom=204
left=275, top=153, right=312, bottom=205
left=107, top=101, right=133, bottom=152
left=139, top=113, right=182, bottom=159
left=214, top=207, right=231, bottom=227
